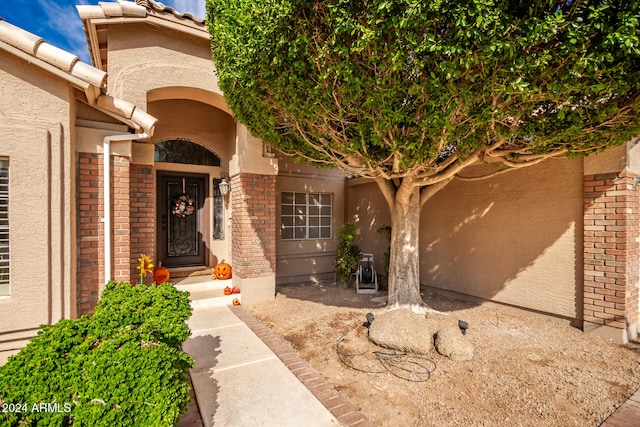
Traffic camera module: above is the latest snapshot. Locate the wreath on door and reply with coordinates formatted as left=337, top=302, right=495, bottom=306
left=172, top=193, right=195, bottom=217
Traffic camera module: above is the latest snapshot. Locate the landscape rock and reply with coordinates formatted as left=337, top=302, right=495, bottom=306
left=435, top=325, right=474, bottom=360
left=368, top=309, right=432, bottom=354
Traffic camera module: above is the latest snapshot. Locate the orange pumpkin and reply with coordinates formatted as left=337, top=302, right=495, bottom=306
left=223, top=286, right=232, bottom=295
left=153, top=263, right=170, bottom=285
left=232, top=298, right=240, bottom=306
left=214, top=262, right=232, bottom=280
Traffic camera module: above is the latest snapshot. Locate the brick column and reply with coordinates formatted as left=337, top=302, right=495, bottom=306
left=231, top=173, right=276, bottom=302
left=77, top=153, right=103, bottom=315
left=77, top=154, right=156, bottom=315
left=112, top=156, right=131, bottom=282
left=583, top=172, right=640, bottom=343
left=129, top=163, right=155, bottom=282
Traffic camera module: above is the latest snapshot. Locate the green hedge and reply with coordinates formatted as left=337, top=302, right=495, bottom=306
left=0, top=281, right=194, bottom=426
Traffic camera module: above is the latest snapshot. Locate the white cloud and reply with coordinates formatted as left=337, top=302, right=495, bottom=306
left=35, top=0, right=91, bottom=62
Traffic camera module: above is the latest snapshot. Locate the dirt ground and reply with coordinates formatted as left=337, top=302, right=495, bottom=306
left=246, top=280, right=640, bottom=427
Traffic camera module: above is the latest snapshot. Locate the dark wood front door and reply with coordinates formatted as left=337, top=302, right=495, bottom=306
left=158, top=172, right=208, bottom=267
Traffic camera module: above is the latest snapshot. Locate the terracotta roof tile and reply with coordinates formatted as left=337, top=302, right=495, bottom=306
left=0, top=17, right=43, bottom=55
left=136, top=0, right=205, bottom=25
left=0, top=18, right=106, bottom=88
left=0, top=16, right=156, bottom=134
left=77, top=1, right=204, bottom=26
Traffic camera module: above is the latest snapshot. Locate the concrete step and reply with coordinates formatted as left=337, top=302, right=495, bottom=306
left=174, top=276, right=241, bottom=308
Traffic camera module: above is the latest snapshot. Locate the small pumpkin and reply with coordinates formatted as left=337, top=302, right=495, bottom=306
left=231, top=286, right=240, bottom=294
left=153, top=263, right=170, bottom=285
left=214, top=262, right=232, bottom=280
left=223, top=286, right=232, bottom=295
left=232, top=298, right=240, bottom=306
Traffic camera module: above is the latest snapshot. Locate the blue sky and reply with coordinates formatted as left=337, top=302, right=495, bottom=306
left=0, top=0, right=206, bottom=63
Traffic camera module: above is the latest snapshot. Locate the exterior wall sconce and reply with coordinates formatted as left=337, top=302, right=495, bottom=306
left=218, top=172, right=231, bottom=196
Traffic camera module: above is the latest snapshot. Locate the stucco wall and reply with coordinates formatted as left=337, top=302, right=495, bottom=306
left=276, top=154, right=346, bottom=283
left=422, top=158, right=583, bottom=318
left=105, top=23, right=220, bottom=106
left=0, top=50, right=75, bottom=348
left=348, top=157, right=584, bottom=320
left=347, top=179, right=391, bottom=276
left=148, top=99, right=234, bottom=162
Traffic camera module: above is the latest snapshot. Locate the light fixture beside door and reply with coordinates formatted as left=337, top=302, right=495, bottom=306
left=218, top=172, right=231, bottom=196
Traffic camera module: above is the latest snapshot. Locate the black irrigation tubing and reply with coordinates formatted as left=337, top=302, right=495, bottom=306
left=336, top=332, right=437, bottom=382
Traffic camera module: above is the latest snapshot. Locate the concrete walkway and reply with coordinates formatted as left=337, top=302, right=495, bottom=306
left=176, top=277, right=373, bottom=427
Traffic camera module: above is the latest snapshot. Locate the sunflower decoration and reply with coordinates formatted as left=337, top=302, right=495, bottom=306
left=137, top=254, right=154, bottom=285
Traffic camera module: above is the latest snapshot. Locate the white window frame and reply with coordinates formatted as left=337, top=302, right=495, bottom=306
left=280, top=192, right=332, bottom=241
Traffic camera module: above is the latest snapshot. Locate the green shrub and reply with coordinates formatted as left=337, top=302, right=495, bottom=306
left=0, top=281, right=193, bottom=426
left=335, top=223, right=361, bottom=283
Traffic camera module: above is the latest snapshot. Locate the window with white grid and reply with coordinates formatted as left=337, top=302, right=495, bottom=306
left=281, top=192, right=332, bottom=240
left=0, top=159, right=8, bottom=296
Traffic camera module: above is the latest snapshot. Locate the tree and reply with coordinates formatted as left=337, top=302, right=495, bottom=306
left=207, top=0, right=640, bottom=312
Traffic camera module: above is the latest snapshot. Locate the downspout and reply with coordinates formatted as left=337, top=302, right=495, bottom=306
left=103, top=131, right=150, bottom=284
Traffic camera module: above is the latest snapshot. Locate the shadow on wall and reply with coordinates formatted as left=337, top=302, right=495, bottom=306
left=421, top=159, right=584, bottom=319
left=348, top=180, right=391, bottom=277
left=276, top=239, right=337, bottom=282
left=348, top=158, right=584, bottom=320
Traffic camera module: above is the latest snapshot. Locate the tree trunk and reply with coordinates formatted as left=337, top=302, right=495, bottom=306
left=386, top=182, right=425, bottom=312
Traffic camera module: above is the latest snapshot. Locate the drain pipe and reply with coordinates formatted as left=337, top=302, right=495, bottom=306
left=103, top=132, right=149, bottom=284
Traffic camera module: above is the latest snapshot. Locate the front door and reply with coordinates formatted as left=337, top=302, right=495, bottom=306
left=158, top=172, right=208, bottom=267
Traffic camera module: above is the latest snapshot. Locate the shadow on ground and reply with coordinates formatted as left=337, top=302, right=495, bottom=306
left=182, top=334, right=221, bottom=426
left=274, top=278, right=483, bottom=313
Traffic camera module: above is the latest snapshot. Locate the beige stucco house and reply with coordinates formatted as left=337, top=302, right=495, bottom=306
left=0, top=0, right=638, bottom=351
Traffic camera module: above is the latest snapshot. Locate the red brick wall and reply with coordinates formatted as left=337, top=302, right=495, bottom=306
left=77, top=152, right=103, bottom=315
left=231, top=173, right=276, bottom=278
left=113, top=156, right=131, bottom=281
left=129, top=163, right=155, bottom=282
left=583, top=172, right=640, bottom=333
left=77, top=153, right=156, bottom=314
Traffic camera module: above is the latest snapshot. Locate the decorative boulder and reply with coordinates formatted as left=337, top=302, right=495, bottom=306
left=434, top=325, right=474, bottom=361
left=368, top=309, right=432, bottom=354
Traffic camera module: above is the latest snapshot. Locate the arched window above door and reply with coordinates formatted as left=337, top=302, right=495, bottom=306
left=154, top=139, right=222, bottom=166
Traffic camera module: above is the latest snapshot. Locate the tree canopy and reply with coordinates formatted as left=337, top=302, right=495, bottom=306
left=208, top=0, right=640, bottom=184
left=207, top=0, right=640, bottom=310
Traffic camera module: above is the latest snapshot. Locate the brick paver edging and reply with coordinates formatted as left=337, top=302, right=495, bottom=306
left=230, top=305, right=375, bottom=427
left=600, top=387, right=640, bottom=427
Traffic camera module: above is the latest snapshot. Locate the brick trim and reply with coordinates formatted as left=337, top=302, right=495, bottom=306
left=231, top=305, right=374, bottom=427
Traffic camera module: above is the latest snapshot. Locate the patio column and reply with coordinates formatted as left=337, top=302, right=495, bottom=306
left=77, top=152, right=104, bottom=315
left=112, top=156, right=131, bottom=282
left=128, top=162, right=155, bottom=283
left=229, top=123, right=278, bottom=304
left=230, top=173, right=276, bottom=301
left=583, top=144, right=640, bottom=343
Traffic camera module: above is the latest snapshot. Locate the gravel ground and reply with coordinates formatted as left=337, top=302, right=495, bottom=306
left=246, top=281, right=640, bottom=427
